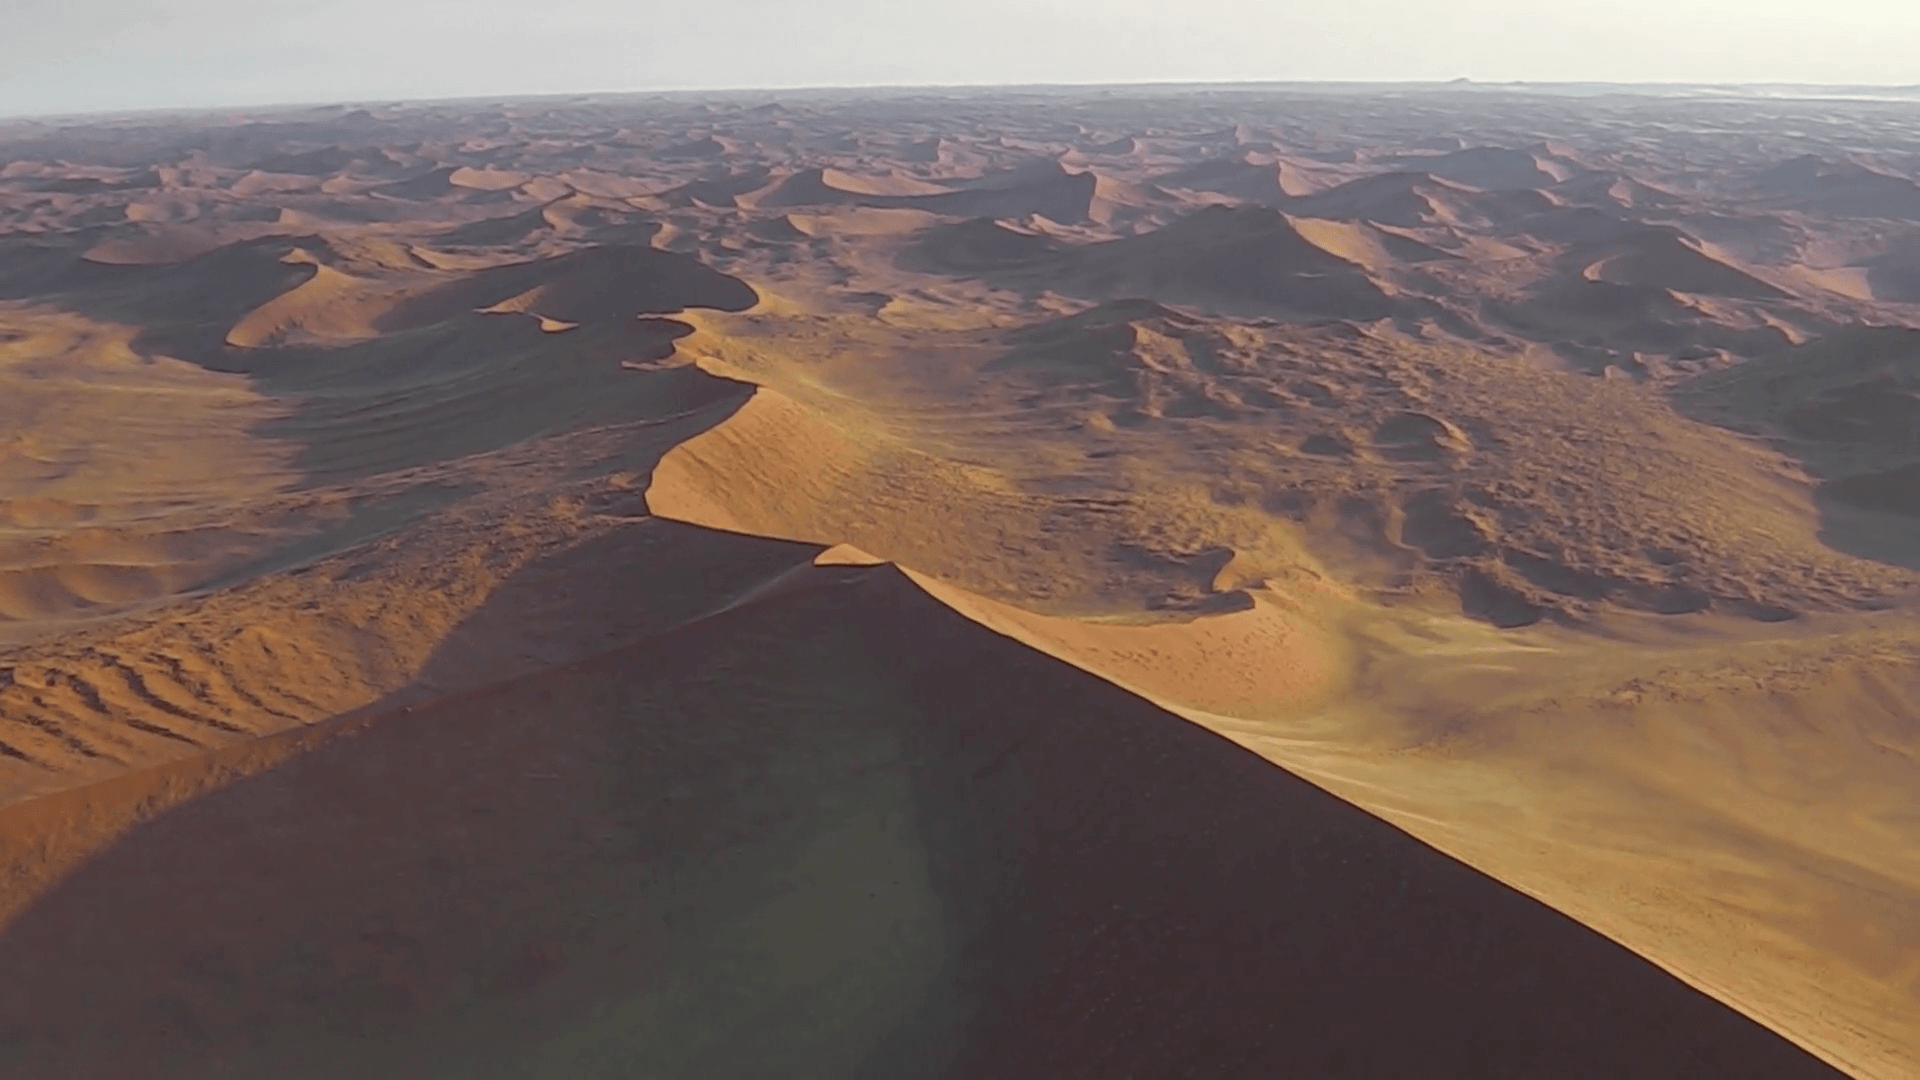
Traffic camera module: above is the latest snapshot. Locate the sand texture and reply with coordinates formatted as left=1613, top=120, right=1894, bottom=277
left=2, top=85, right=1919, bottom=1076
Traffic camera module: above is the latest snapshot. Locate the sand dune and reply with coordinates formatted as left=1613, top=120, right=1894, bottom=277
left=1858, top=239, right=1920, bottom=303
left=229, top=169, right=322, bottom=197
left=648, top=167, right=775, bottom=208
left=753, top=162, right=1101, bottom=222
left=0, top=349, right=750, bottom=799
left=1580, top=232, right=1789, bottom=299
left=79, top=223, right=234, bottom=266
left=376, top=245, right=758, bottom=332
left=1412, top=145, right=1569, bottom=190
left=909, top=217, right=1062, bottom=271
left=1286, top=215, right=1457, bottom=273
left=1041, top=204, right=1400, bottom=319
left=1286, top=170, right=1465, bottom=226
left=1153, top=155, right=1307, bottom=204
left=226, top=256, right=393, bottom=347
left=447, top=166, right=531, bottom=193
left=242, top=145, right=366, bottom=178
left=818, top=167, right=957, bottom=198
left=1681, top=326, right=1920, bottom=533
left=785, top=207, right=943, bottom=237
left=1753, top=155, right=1920, bottom=219
left=429, top=205, right=566, bottom=247
left=372, top=166, right=467, bottom=201
left=745, top=167, right=869, bottom=208
left=657, top=134, right=743, bottom=159
left=3, top=85, right=1920, bottom=1078
left=631, top=310, right=1916, bottom=1073
left=0, top=306, right=300, bottom=630
left=0, top=558, right=1836, bottom=1079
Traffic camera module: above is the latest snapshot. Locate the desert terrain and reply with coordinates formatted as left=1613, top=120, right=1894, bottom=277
left=1, top=83, right=1918, bottom=1076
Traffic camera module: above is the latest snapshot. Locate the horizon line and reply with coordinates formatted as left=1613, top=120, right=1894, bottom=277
left=7, top=76, right=1920, bottom=126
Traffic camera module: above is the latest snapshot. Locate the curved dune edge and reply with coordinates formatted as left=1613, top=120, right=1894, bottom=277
left=641, top=379, right=1914, bottom=1078
left=953, top=594, right=1920, bottom=1080
left=225, top=259, right=387, bottom=347
left=899, top=562, right=1919, bottom=1079
left=899, top=567, right=1344, bottom=720
left=1241, top=650, right=1919, bottom=1080
left=643, top=387, right=867, bottom=543
left=643, top=381, right=1347, bottom=719
left=654, top=555, right=1912, bottom=1080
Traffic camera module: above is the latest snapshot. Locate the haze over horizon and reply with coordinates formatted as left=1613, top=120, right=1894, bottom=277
left=3, top=0, right=1918, bottom=119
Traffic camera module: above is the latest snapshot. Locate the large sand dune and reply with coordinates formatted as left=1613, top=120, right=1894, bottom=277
left=0, top=557, right=1837, bottom=1079
left=3, top=84, right=1920, bottom=1076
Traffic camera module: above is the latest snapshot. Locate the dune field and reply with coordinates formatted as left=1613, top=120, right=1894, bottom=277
left=1, top=84, right=1919, bottom=1076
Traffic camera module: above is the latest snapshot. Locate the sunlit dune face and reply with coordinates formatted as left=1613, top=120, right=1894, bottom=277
left=0, top=309, right=302, bottom=626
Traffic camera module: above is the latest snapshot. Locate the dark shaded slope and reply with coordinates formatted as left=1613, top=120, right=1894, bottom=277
left=1680, top=327, right=1920, bottom=565
left=248, top=317, right=736, bottom=480
left=922, top=163, right=1098, bottom=222
left=1752, top=155, right=1920, bottom=219
left=1286, top=171, right=1456, bottom=226
left=907, top=217, right=1063, bottom=272
left=1046, top=204, right=1398, bottom=319
left=0, top=557, right=1840, bottom=1079
left=1419, top=145, right=1564, bottom=190
left=1154, top=156, right=1300, bottom=204
left=379, top=244, right=758, bottom=330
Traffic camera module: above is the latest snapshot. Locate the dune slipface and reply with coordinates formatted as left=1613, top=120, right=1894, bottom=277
left=1, top=84, right=1918, bottom=1078
left=0, top=562, right=1839, bottom=1079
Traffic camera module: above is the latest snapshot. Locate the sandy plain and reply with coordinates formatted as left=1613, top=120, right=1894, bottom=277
left=1, top=84, right=1918, bottom=1076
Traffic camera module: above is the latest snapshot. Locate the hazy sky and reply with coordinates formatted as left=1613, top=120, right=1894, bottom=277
left=3, top=0, right=1918, bottom=118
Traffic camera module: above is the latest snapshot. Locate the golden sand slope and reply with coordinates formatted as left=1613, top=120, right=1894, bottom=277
left=636, top=299, right=1920, bottom=1076
left=0, top=308, right=302, bottom=629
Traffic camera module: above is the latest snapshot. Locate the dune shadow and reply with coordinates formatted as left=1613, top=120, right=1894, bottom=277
left=1671, top=329, right=1920, bottom=576
left=1813, top=491, right=1920, bottom=573
left=0, top=535, right=1843, bottom=1077
left=227, top=316, right=730, bottom=484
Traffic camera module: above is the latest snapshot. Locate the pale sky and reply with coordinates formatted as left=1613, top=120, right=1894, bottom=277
left=2, top=0, right=1917, bottom=118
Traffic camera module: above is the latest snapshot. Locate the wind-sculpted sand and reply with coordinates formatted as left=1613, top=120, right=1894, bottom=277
left=2, top=84, right=1919, bottom=1076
